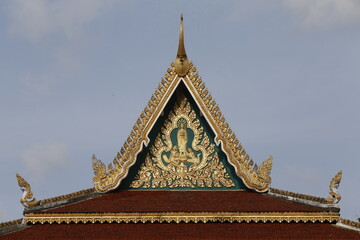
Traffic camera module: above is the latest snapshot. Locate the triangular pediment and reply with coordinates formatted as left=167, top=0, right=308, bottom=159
left=92, top=63, right=272, bottom=193
left=124, top=82, right=245, bottom=190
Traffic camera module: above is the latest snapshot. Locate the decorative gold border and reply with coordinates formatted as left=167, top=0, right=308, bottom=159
left=0, top=219, right=23, bottom=229
left=41, top=188, right=95, bottom=205
left=184, top=68, right=272, bottom=192
left=93, top=63, right=272, bottom=193
left=270, top=188, right=328, bottom=204
left=339, top=218, right=360, bottom=229
left=25, top=212, right=338, bottom=224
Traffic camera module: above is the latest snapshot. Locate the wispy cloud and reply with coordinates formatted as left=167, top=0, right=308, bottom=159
left=19, top=73, right=58, bottom=96
left=7, top=0, right=116, bottom=98
left=283, top=0, right=360, bottom=27
left=21, top=140, right=72, bottom=180
left=7, top=0, right=115, bottom=42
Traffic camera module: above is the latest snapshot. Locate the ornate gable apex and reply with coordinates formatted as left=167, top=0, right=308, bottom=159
left=92, top=16, right=272, bottom=193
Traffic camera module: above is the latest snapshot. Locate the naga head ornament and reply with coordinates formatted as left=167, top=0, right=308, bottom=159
left=16, top=173, right=40, bottom=208
left=326, top=170, right=342, bottom=204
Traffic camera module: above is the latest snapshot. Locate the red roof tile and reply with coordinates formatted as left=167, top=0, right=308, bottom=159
left=44, top=190, right=325, bottom=213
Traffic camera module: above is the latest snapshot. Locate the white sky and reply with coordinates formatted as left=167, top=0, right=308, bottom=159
left=0, top=0, right=359, bottom=222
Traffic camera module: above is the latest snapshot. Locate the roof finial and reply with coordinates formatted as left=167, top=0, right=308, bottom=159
left=174, top=14, right=190, bottom=76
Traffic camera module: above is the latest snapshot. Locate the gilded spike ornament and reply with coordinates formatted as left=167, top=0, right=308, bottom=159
left=16, top=173, right=40, bottom=208
left=326, top=170, right=342, bottom=204
left=174, top=14, right=190, bottom=76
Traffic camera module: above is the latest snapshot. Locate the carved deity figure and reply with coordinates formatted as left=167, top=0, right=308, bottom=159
left=177, top=121, right=188, bottom=158
left=163, top=120, right=200, bottom=165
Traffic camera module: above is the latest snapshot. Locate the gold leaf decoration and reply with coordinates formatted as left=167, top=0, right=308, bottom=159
left=130, top=95, right=235, bottom=189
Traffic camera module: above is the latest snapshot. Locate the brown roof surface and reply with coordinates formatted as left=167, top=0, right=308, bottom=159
left=44, top=190, right=325, bottom=213
left=1, top=222, right=359, bottom=240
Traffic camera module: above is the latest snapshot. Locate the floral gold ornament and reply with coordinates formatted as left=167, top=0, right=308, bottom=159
left=326, top=170, right=342, bottom=204
left=130, top=95, right=235, bottom=189
left=16, top=174, right=40, bottom=208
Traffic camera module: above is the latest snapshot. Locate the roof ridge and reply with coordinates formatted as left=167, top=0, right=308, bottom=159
left=21, top=187, right=98, bottom=214
left=0, top=219, right=22, bottom=229
left=269, top=187, right=328, bottom=204
left=338, top=218, right=360, bottom=232
left=0, top=218, right=25, bottom=236
left=41, top=187, right=95, bottom=205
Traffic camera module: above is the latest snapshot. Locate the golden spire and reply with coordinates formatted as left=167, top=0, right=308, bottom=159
left=174, top=14, right=190, bottom=76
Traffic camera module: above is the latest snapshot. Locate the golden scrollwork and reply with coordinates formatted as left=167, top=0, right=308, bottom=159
left=326, top=170, right=342, bottom=204
left=130, top=95, right=235, bottom=189
left=92, top=155, right=107, bottom=183
left=16, top=174, right=40, bottom=208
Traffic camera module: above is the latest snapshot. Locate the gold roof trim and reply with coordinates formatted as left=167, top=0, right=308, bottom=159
left=25, top=212, right=338, bottom=224
left=270, top=187, right=328, bottom=204
left=93, top=63, right=272, bottom=193
left=41, top=188, right=95, bottom=205
left=0, top=219, right=23, bottom=229
left=339, top=218, right=360, bottom=230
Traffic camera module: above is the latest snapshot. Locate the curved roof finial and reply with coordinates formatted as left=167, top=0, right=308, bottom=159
left=174, top=14, right=190, bottom=76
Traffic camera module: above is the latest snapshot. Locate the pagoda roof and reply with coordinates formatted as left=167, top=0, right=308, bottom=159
left=1, top=16, right=359, bottom=239
left=90, top=16, right=272, bottom=194
left=1, top=222, right=359, bottom=240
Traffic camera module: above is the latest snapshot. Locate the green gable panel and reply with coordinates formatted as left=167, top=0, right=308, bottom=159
left=119, top=82, right=247, bottom=190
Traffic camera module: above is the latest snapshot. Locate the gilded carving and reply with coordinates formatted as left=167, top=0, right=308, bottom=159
left=326, top=170, right=342, bottom=204
left=16, top=174, right=40, bottom=208
left=130, top=95, right=235, bottom=189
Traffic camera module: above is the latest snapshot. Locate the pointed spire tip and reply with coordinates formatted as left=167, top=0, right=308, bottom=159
left=174, top=14, right=190, bottom=76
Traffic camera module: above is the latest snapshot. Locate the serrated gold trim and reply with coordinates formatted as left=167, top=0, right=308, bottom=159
left=41, top=188, right=95, bottom=205
left=25, top=212, right=339, bottom=224
left=93, top=63, right=272, bottom=193
left=0, top=219, right=23, bottom=229
left=339, top=218, right=360, bottom=229
left=270, top=188, right=328, bottom=204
